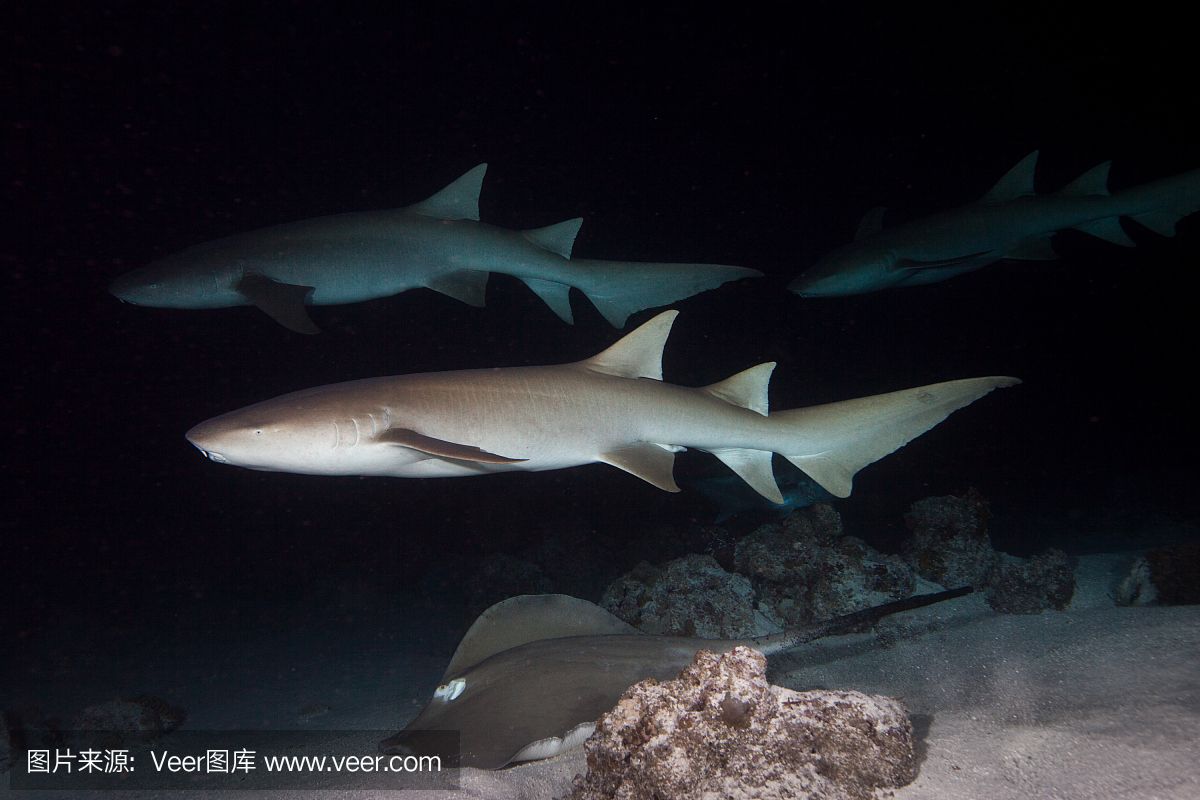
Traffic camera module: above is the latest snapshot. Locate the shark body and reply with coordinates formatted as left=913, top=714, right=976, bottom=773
left=790, top=153, right=1200, bottom=296
left=110, top=164, right=759, bottom=332
left=381, top=589, right=971, bottom=769
left=185, top=310, right=1017, bottom=500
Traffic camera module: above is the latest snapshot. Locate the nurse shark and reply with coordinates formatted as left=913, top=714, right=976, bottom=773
left=111, top=164, right=759, bottom=333
left=791, top=153, right=1200, bottom=296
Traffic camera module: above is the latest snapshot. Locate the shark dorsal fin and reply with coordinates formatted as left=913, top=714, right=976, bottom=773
left=981, top=151, right=1039, bottom=204
left=702, top=362, right=775, bottom=415
left=523, top=218, right=584, bottom=258
left=855, top=206, right=887, bottom=240
left=579, top=309, right=678, bottom=380
left=1059, top=160, right=1112, bottom=197
left=409, top=164, right=488, bottom=221
left=442, top=594, right=639, bottom=681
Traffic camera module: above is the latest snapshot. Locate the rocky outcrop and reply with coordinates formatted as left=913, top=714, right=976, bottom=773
left=985, top=549, right=1075, bottom=614
left=600, top=554, right=776, bottom=638
left=567, top=646, right=916, bottom=800
left=734, top=504, right=915, bottom=626
left=902, top=488, right=998, bottom=587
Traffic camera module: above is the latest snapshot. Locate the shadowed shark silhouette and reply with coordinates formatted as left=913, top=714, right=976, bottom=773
left=790, top=153, right=1200, bottom=296
left=380, top=589, right=972, bottom=769
left=109, top=164, right=760, bottom=333
left=185, top=310, right=1018, bottom=500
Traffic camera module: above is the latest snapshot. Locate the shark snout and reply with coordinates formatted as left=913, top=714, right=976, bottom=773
left=186, top=420, right=231, bottom=463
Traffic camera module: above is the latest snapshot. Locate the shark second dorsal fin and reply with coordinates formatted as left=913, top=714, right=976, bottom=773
left=409, top=164, right=488, bottom=221
left=579, top=309, right=678, bottom=380
left=1059, top=161, right=1112, bottom=197
left=702, top=362, right=774, bottom=415
left=442, top=594, right=639, bottom=681
left=523, top=217, right=584, bottom=258
left=981, top=151, right=1039, bottom=204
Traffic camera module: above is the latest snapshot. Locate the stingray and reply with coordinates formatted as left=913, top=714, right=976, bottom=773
left=380, top=587, right=969, bottom=769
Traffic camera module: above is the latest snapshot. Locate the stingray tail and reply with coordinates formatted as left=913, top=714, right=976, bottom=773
left=752, top=585, right=974, bottom=655
left=772, top=376, right=1019, bottom=498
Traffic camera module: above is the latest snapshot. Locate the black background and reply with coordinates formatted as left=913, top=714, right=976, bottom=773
left=5, top=3, right=1198, bottom=643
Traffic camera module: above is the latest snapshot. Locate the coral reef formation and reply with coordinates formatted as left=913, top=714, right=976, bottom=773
left=567, top=646, right=916, bottom=800
left=734, top=504, right=914, bottom=626
left=600, top=554, right=776, bottom=638
left=1143, top=542, right=1200, bottom=605
left=985, top=549, right=1075, bottom=613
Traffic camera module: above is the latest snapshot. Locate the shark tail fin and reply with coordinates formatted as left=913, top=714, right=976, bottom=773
left=773, top=377, right=1019, bottom=498
left=564, top=259, right=762, bottom=328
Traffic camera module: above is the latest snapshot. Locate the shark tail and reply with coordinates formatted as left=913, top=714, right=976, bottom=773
left=1124, top=168, right=1200, bottom=237
left=535, top=258, right=761, bottom=327
left=772, top=376, right=1019, bottom=498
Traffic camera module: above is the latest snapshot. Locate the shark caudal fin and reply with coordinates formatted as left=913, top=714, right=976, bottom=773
left=774, top=377, right=1020, bottom=498
left=1124, top=167, right=1200, bottom=237
left=546, top=258, right=761, bottom=328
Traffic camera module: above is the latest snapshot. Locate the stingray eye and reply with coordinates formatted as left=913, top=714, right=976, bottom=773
left=433, top=678, right=467, bottom=702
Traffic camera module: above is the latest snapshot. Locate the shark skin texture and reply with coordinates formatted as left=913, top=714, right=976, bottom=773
left=379, top=589, right=972, bottom=769
left=185, top=310, right=1018, bottom=502
left=109, top=164, right=760, bottom=332
left=790, top=153, right=1200, bottom=296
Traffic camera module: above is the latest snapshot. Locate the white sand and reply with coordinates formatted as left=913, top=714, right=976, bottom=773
left=7, top=554, right=1199, bottom=798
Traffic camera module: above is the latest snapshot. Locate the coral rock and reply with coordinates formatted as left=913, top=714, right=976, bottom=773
left=734, top=504, right=915, bottom=626
left=568, top=646, right=916, bottom=800
left=985, top=549, right=1076, bottom=613
left=902, top=488, right=998, bottom=587
left=601, top=554, right=777, bottom=638
left=1144, top=542, right=1200, bottom=606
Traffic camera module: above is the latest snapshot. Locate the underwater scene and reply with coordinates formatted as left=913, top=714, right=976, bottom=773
left=6, top=5, right=1199, bottom=798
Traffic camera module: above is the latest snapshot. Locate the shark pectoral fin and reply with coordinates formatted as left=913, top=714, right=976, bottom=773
left=376, top=428, right=526, bottom=464
left=235, top=274, right=320, bottom=334
left=522, top=218, right=584, bottom=258
left=409, top=164, right=487, bottom=221
left=426, top=270, right=490, bottom=307
left=710, top=448, right=783, bottom=503
left=522, top=278, right=575, bottom=323
left=598, top=442, right=679, bottom=492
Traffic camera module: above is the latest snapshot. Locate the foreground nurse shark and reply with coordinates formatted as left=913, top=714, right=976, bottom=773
left=185, top=310, right=1017, bottom=500
left=109, top=164, right=759, bottom=333
left=791, top=153, right=1200, bottom=296
left=381, top=589, right=971, bottom=769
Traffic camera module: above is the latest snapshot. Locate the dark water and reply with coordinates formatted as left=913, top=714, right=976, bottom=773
left=5, top=4, right=1198, bottom=727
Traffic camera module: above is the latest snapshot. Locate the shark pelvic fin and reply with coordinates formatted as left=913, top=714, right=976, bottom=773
left=409, top=164, right=487, bottom=221
left=377, top=428, right=526, bottom=464
left=522, top=278, right=574, bottom=323
left=442, top=594, right=638, bottom=681
left=579, top=309, right=677, bottom=380
left=523, top=218, right=584, bottom=258
left=1075, top=217, right=1136, bottom=247
left=598, top=442, right=680, bottom=492
left=1059, top=161, right=1112, bottom=197
left=855, top=206, right=887, bottom=240
left=426, top=270, right=490, bottom=306
left=710, top=448, right=782, bottom=503
left=702, top=362, right=775, bottom=415
left=981, top=151, right=1039, bottom=204
left=235, top=274, right=319, bottom=334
